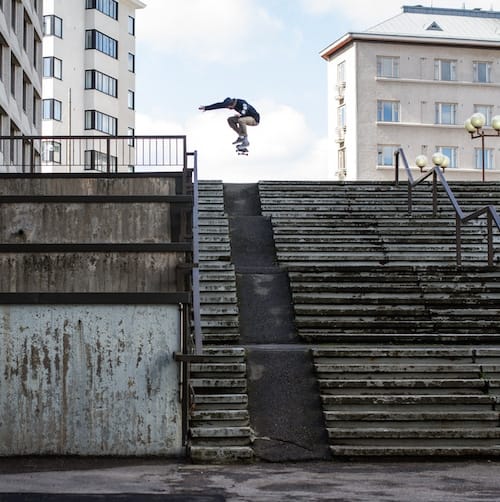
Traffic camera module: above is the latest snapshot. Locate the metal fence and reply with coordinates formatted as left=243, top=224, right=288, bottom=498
left=0, top=135, right=187, bottom=173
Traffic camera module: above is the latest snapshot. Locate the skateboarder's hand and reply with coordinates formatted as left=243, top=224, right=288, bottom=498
left=198, top=106, right=205, bottom=111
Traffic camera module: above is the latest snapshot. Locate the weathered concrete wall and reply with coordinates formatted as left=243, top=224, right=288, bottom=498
left=0, top=176, right=180, bottom=196
left=0, top=253, right=183, bottom=292
left=0, top=203, right=173, bottom=243
left=0, top=304, right=182, bottom=456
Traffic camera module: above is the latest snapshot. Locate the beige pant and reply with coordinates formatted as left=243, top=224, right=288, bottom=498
left=227, top=115, right=258, bottom=137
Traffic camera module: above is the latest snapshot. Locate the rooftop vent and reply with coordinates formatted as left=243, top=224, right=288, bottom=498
left=426, top=21, right=443, bottom=31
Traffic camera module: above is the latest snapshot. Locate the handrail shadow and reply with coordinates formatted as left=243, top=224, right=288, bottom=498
left=395, top=148, right=500, bottom=266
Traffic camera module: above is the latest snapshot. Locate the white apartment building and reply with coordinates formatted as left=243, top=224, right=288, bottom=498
left=42, top=0, right=145, bottom=172
left=320, top=5, right=500, bottom=181
left=0, top=0, right=43, bottom=172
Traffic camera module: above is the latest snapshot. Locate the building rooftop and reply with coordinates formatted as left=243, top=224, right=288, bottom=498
left=320, top=4, right=500, bottom=60
left=365, top=4, right=500, bottom=42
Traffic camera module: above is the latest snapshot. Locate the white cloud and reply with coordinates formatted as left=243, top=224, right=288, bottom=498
left=136, top=102, right=331, bottom=182
left=136, top=0, right=283, bottom=63
left=301, top=0, right=500, bottom=29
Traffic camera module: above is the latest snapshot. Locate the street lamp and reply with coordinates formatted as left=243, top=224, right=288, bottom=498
left=414, top=152, right=450, bottom=172
left=464, top=112, right=500, bottom=181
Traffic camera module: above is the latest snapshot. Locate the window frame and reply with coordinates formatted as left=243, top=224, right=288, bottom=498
left=42, top=98, right=62, bottom=121
left=473, top=61, right=492, bottom=83
left=435, top=102, right=457, bottom=125
left=434, top=59, right=457, bottom=81
left=377, top=145, right=399, bottom=167
left=377, top=56, right=400, bottom=78
left=377, top=100, right=400, bottom=122
left=43, top=56, right=62, bottom=79
left=85, top=29, right=118, bottom=59
left=43, top=15, right=62, bottom=38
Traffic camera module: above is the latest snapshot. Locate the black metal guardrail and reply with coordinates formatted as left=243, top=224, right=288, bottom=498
left=395, top=147, right=500, bottom=266
left=0, top=134, right=187, bottom=173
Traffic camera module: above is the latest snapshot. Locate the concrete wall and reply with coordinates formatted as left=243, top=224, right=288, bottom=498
left=0, top=304, right=182, bottom=456
left=0, top=174, right=191, bottom=456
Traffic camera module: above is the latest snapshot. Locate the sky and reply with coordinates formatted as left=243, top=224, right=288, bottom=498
left=134, top=0, right=500, bottom=182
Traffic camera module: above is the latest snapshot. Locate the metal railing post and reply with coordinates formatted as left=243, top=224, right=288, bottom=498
left=432, top=170, right=438, bottom=217
left=487, top=210, right=493, bottom=266
left=456, top=214, right=462, bottom=266
left=191, top=150, right=202, bottom=355
left=395, top=150, right=399, bottom=185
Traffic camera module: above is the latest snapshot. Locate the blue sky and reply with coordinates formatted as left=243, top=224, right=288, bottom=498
left=135, top=0, right=500, bottom=181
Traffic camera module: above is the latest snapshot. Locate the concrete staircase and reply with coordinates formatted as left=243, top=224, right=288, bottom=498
left=313, top=345, right=500, bottom=457
left=188, top=181, right=253, bottom=462
left=190, top=179, right=500, bottom=460
left=259, top=180, right=500, bottom=457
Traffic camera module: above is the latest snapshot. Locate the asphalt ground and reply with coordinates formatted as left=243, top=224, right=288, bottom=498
left=0, top=458, right=499, bottom=501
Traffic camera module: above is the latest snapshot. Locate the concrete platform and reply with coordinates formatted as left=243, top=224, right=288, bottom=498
left=0, top=458, right=499, bottom=501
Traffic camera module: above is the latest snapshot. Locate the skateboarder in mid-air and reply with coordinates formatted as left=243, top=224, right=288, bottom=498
left=199, top=97, right=260, bottom=153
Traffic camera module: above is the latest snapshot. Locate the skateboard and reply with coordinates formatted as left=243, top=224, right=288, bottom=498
left=236, top=145, right=249, bottom=156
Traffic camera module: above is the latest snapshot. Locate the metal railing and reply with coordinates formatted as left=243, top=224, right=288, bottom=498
left=0, top=135, right=187, bottom=173
left=395, top=148, right=500, bottom=266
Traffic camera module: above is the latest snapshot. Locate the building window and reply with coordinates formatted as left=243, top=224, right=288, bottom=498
left=33, top=33, right=41, bottom=70
left=475, top=148, right=494, bottom=170
left=128, top=127, right=135, bottom=146
left=377, top=100, right=400, bottom=122
left=84, top=149, right=118, bottom=172
left=473, top=61, right=492, bottom=83
left=128, top=52, right=135, bottom=72
left=128, top=15, right=135, bottom=35
left=43, top=56, right=62, bottom=79
left=42, top=99, right=62, bottom=120
left=23, top=14, right=30, bottom=51
left=377, top=145, right=398, bottom=166
left=85, top=109, right=117, bottom=135
left=337, top=60, right=345, bottom=83
left=11, top=0, right=17, bottom=31
left=435, top=102, right=457, bottom=125
left=33, top=91, right=40, bottom=126
left=85, top=69, right=117, bottom=97
left=85, top=0, right=118, bottom=20
left=42, top=141, right=61, bottom=163
left=22, top=74, right=29, bottom=112
left=10, top=56, right=19, bottom=96
left=434, top=59, right=457, bottom=81
left=377, top=56, right=399, bottom=78
left=337, top=104, right=345, bottom=129
left=436, top=146, right=458, bottom=168
left=85, top=29, right=118, bottom=59
left=128, top=90, right=135, bottom=110
left=473, top=105, right=493, bottom=126
left=43, top=15, right=62, bottom=38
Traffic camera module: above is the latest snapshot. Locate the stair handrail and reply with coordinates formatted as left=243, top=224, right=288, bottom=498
left=395, top=148, right=500, bottom=266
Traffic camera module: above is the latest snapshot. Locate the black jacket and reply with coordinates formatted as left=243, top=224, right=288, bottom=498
left=204, top=98, right=260, bottom=123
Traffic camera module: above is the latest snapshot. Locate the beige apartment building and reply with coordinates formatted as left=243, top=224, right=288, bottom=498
left=0, top=0, right=43, bottom=172
left=42, top=0, right=145, bottom=172
left=321, top=5, right=500, bottom=181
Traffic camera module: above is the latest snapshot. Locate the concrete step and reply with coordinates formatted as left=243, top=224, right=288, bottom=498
left=321, top=394, right=495, bottom=411
left=193, top=394, right=248, bottom=410
left=328, top=428, right=500, bottom=440
left=329, top=446, right=500, bottom=457
left=190, top=362, right=246, bottom=375
left=324, top=411, right=499, bottom=424
left=318, top=378, right=488, bottom=392
left=189, top=445, right=254, bottom=463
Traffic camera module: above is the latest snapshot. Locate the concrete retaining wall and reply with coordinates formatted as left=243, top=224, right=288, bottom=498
left=0, top=304, right=182, bottom=456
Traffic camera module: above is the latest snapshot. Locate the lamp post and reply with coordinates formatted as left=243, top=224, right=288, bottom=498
left=414, top=152, right=450, bottom=172
left=464, top=112, right=500, bottom=182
